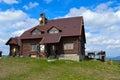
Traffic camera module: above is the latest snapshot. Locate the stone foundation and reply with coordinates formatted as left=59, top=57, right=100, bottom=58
left=58, top=54, right=80, bottom=62
left=31, top=54, right=37, bottom=58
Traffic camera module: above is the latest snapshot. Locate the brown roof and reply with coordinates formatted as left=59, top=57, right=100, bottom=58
left=20, top=16, right=85, bottom=44
left=6, top=37, right=21, bottom=46
left=40, top=34, right=61, bottom=44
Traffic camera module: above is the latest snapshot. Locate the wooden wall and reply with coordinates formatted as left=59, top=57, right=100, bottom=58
left=21, top=38, right=41, bottom=56
left=21, top=36, right=85, bottom=57
left=59, top=36, right=80, bottom=54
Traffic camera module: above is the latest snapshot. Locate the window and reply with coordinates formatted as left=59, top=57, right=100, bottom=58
left=40, top=45, right=45, bottom=52
left=31, top=44, right=45, bottom=52
left=32, top=29, right=41, bottom=35
left=64, top=43, right=74, bottom=50
left=49, top=27, right=59, bottom=34
left=31, top=44, right=37, bottom=51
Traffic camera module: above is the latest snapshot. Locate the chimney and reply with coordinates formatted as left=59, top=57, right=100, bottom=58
left=39, top=13, right=47, bottom=26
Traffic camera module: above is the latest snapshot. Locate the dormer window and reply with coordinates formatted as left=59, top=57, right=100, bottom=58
left=49, top=27, right=59, bottom=34
left=32, top=29, right=42, bottom=35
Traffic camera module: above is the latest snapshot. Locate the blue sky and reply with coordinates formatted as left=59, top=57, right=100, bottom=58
left=0, top=0, right=120, bottom=57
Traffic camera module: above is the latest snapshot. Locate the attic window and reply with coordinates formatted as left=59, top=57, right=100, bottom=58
left=32, top=29, right=42, bottom=35
left=49, top=27, right=59, bottom=34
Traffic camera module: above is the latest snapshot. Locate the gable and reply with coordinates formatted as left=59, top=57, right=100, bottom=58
left=48, top=27, right=61, bottom=34
left=6, top=37, right=20, bottom=46
left=32, top=29, right=42, bottom=35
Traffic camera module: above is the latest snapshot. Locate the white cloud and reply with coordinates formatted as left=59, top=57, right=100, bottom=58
left=11, top=29, right=26, bottom=36
left=0, top=0, right=18, bottom=4
left=85, top=32, right=92, bottom=38
left=0, top=9, right=28, bottom=22
left=0, top=9, right=38, bottom=55
left=44, top=0, right=52, bottom=4
left=23, top=2, right=39, bottom=10
left=95, top=1, right=113, bottom=12
left=0, top=9, right=38, bottom=29
left=0, top=39, right=6, bottom=43
left=11, top=18, right=39, bottom=36
left=107, top=45, right=120, bottom=49
left=59, top=1, right=120, bottom=57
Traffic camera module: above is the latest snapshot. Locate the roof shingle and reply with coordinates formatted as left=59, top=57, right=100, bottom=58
left=20, top=16, right=83, bottom=39
left=40, top=34, right=61, bottom=44
left=20, top=16, right=84, bottom=44
left=6, top=37, right=21, bottom=46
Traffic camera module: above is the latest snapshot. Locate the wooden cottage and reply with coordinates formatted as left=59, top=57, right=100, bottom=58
left=6, top=14, right=86, bottom=61
left=6, top=37, right=21, bottom=56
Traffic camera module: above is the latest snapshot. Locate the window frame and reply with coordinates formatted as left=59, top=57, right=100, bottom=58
left=49, top=27, right=59, bottom=34
left=32, top=29, right=42, bottom=35
left=63, top=43, right=74, bottom=50
left=31, top=44, right=38, bottom=51
left=40, top=45, right=45, bottom=52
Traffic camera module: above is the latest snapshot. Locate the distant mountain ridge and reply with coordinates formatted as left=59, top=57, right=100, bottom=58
left=111, top=56, right=120, bottom=61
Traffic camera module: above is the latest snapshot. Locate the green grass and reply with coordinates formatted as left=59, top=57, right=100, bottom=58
left=0, top=57, right=120, bottom=80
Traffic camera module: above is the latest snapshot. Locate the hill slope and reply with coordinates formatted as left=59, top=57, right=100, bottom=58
left=0, top=57, right=120, bottom=80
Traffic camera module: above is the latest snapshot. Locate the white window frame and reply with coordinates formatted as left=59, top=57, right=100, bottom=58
left=64, top=43, right=74, bottom=50
left=40, top=45, right=45, bottom=52
left=49, top=27, right=59, bottom=34
left=31, top=44, right=37, bottom=51
left=32, top=29, right=41, bottom=35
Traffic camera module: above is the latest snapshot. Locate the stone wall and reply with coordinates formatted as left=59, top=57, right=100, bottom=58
left=59, top=54, right=80, bottom=62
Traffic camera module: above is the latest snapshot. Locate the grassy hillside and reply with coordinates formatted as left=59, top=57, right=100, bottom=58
left=0, top=57, right=120, bottom=80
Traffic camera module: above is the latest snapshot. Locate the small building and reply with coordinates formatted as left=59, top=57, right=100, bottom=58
left=6, top=37, right=21, bottom=57
left=6, top=13, right=86, bottom=61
